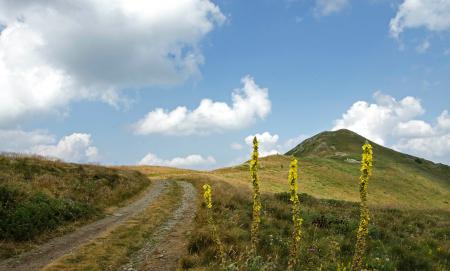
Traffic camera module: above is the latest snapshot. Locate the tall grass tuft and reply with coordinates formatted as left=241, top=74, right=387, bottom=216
left=202, top=184, right=226, bottom=267
left=351, top=141, right=373, bottom=270
left=287, top=157, right=302, bottom=270
left=250, top=137, right=261, bottom=254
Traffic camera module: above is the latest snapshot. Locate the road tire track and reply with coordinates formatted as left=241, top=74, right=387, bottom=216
left=121, top=181, right=198, bottom=271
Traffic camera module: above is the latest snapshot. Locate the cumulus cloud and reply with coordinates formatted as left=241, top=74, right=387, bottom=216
left=133, top=76, right=271, bottom=135
left=244, top=132, right=308, bottom=157
left=245, top=132, right=280, bottom=157
left=333, top=93, right=450, bottom=165
left=0, top=129, right=55, bottom=151
left=390, top=0, right=450, bottom=38
left=333, top=92, right=425, bottom=145
left=314, top=0, right=349, bottom=17
left=0, top=0, right=224, bottom=126
left=0, top=130, right=99, bottom=162
left=138, top=153, right=216, bottom=169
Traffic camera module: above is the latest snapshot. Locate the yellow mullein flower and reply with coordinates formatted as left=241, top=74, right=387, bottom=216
left=288, top=158, right=303, bottom=270
left=352, top=141, right=373, bottom=271
left=250, top=136, right=261, bottom=254
left=203, top=184, right=212, bottom=209
left=202, top=183, right=226, bottom=266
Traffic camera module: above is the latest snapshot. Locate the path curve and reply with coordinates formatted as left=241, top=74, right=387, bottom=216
left=0, top=181, right=168, bottom=271
left=121, top=181, right=198, bottom=271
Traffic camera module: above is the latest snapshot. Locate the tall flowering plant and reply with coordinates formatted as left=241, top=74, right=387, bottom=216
left=352, top=141, right=373, bottom=270
left=250, top=136, right=261, bottom=254
left=202, top=184, right=226, bottom=266
left=287, top=157, right=303, bottom=270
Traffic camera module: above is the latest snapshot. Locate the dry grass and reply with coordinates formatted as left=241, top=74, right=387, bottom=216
left=0, top=155, right=151, bottom=259
left=43, top=181, right=181, bottom=271
left=133, top=153, right=450, bottom=211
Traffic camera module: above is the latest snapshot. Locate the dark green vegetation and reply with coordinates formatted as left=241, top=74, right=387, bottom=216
left=0, top=154, right=150, bottom=259
left=181, top=181, right=449, bottom=271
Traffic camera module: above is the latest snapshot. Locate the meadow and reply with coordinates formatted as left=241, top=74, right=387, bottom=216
left=138, top=130, right=450, bottom=270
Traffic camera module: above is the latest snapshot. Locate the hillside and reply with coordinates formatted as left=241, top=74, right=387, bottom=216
left=134, top=130, right=450, bottom=270
left=0, top=154, right=150, bottom=260
left=213, top=129, right=450, bottom=210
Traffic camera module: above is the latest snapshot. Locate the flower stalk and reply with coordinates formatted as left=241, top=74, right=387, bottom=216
left=352, top=141, right=373, bottom=270
left=287, top=157, right=302, bottom=270
left=250, top=136, right=261, bottom=254
left=202, top=184, right=226, bottom=266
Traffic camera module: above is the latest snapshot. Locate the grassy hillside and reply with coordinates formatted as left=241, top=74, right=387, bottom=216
left=214, top=129, right=450, bottom=210
left=134, top=164, right=449, bottom=271
left=134, top=129, right=450, bottom=270
left=0, top=154, right=150, bottom=259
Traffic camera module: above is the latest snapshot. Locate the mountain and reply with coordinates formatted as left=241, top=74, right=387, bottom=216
left=287, top=129, right=450, bottom=179
left=285, top=129, right=450, bottom=209
left=215, top=129, right=450, bottom=210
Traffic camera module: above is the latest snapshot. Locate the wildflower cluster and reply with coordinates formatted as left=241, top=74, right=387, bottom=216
left=250, top=136, right=261, bottom=254
left=352, top=141, right=373, bottom=270
left=287, top=157, right=302, bottom=270
left=202, top=184, right=226, bottom=266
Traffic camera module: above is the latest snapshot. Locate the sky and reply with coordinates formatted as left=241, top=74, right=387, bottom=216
left=0, top=0, right=450, bottom=168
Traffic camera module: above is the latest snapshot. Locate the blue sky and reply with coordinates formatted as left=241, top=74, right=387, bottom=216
left=1, top=0, right=449, bottom=167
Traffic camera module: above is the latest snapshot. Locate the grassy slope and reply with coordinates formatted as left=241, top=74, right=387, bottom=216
left=215, top=129, right=450, bottom=210
left=134, top=166, right=449, bottom=271
left=0, top=154, right=150, bottom=259
left=133, top=129, right=450, bottom=270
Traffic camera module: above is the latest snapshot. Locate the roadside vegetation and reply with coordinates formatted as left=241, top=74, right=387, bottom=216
left=181, top=184, right=449, bottom=270
left=0, top=153, right=150, bottom=259
left=137, top=129, right=449, bottom=270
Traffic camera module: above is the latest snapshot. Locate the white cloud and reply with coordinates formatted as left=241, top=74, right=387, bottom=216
left=32, top=133, right=99, bottom=163
left=0, top=0, right=224, bottom=126
left=245, top=132, right=280, bottom=157
left=390, top=0, right=450, bottom=38
left=133, top=76, right=271, bottom=135
left=244, top=132, right=308, bottom=157
left=416, top=40, right=431, bottom=53
left=0, top=129, right=55, bottom=151
left=395, top=120, right=434, bottom=137
left=333, top=93, right=450, bottom=165
left=333, top=91, right=425, bottom=145
left=0, top=130, right=99, bottom=162
left=138, top=153, right=216, bottom=169
left=314, top=0, right=349, bottom=17
left=394, top=134, right=450, bottom=159
left=230, top=142, right=243, bottom=150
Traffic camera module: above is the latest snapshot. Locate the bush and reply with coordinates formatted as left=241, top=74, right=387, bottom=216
left=0, top=187, right=95, bottom=241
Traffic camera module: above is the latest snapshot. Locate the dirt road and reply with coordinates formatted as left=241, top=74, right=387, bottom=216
left=120, top=181, right=197, bottom=271
left=0, top=181, right=168, bottom=271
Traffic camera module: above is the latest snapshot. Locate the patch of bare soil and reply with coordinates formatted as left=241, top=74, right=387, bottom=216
left=120, top=181, right=198, bottom=271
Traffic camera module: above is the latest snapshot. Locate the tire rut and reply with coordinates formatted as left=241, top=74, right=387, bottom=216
left=120, top=181, right=197, bottom=271
left=0, top=181, right=168, bottom=271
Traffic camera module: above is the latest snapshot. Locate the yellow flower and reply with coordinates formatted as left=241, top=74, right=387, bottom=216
left=352, top=141, right=373, bottom=271
left=288, top=157, right=303, bottom=270
left=250, top=136, right=261, bottom=254
left=202, top=183, right=226, bottom=266
left=202, top=184, right=212, bottom=209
